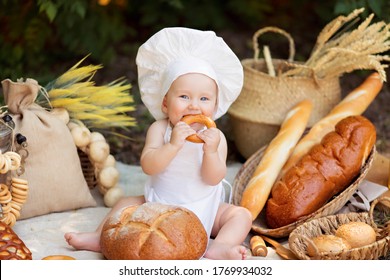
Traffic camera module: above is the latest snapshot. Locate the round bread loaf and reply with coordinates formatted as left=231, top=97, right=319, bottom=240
left=335, top=222, right=376, bottom=248
left=100, top=202, right=208, bottom=260
left=307, top=235, right=351, bottom=256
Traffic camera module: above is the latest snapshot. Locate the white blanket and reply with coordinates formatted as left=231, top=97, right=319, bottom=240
left=12, top=163, right=283, bottom=260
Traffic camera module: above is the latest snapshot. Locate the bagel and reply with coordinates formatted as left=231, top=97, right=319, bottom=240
left=42, top=255, right=76, bottom=260
left=181, top=114, right=216, bottom=143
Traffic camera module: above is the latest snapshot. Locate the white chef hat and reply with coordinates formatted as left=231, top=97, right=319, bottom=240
left=136, top=27, right=243, bottom=120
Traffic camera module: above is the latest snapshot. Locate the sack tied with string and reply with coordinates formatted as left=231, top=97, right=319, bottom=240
left=1, top=78, right=96, bottom=219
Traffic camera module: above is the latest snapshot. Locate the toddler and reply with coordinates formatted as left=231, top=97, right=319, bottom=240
left=65, top=27, right=252, bottom=260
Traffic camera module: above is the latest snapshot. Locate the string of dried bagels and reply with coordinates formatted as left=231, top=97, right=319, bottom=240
left=0, top=151, right=29, bottom=227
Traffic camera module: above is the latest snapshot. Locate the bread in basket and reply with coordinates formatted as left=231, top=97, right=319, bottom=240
left=288, top=197, right=390, bottom=260
left=232, top=144, right=375, bottom=238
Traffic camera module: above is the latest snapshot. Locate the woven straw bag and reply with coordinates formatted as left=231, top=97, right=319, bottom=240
left=288, top=196, right=390, bottom=260
left=232, top=145, right=376, bottom=238
left=228, top=27, right=341, bottom=159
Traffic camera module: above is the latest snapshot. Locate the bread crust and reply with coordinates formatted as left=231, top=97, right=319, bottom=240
left=240, top=100, right=312, bottom=220
left=266, top=116, right=376, bottom=229
left=281, top=73, right=382, bottom=175
left=100, top=202, right=208, bottom=260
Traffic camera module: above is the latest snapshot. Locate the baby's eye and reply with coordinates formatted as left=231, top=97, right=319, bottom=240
left=200, top=97, right=209, bottom=101
left=179, top=95, right=189, bottom=100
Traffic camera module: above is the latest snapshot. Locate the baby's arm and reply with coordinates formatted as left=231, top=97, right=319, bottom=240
left=198, top=128, right=227, bottom=185
left=140, top=119, right=196, bottom=175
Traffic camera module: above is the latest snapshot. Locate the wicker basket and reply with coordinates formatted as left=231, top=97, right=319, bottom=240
left=288, top=197, right=390, bottom=260
left=228, top=27, right=341, bottom=159
left=77, top=148, right=98, bottom=189
left=228, top=115, right=280, bottom=159
left=232, top=145, right=376, bottom=238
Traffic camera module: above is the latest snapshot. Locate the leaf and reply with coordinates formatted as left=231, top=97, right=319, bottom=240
left=72, top=1, right=87, bottom=18
left=39, top=1, right=58, bottom=22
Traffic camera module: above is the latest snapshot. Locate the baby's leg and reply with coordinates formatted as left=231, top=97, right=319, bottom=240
left=204, top=203, right=252, bottom=260
left=64, top=195, right=145, bottom=252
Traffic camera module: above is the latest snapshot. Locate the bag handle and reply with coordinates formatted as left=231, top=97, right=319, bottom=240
left=369, top=196, right=390, bottom=231
left=252, top=27, right=295, bottom=62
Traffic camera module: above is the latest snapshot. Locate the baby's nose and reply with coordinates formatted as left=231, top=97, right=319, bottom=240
left=189, top=100, right=200, bottom=110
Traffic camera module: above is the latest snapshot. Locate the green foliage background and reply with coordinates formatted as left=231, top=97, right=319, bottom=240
left=1, top=0, right=389, bottom=85
left=1, top=0, right=389, bottom=164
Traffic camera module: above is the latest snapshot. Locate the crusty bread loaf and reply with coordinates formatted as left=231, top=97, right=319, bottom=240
left=281, top=72, right=382, bottom=176
left=266, top=115, right=376, bottom=229
left=100, top=202, right=208, bottom=260
left=240, top=100, right=312, bottom=220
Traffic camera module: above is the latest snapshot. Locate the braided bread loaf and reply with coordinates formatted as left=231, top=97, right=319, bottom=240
left=0, top=221, right=32, bottom=260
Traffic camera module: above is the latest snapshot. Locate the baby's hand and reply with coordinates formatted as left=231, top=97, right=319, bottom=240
left=198, top=127, right=220, bottom=153
left=170, top=121, right=196, bottom=148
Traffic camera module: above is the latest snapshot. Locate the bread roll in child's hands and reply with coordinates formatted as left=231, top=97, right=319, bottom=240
left=100, top=202, right=208, bottom=260
left=181, top=114, right=216, bottom=143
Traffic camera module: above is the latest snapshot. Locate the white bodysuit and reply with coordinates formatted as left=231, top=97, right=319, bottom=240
left=144, top=124, right=225, bottom=238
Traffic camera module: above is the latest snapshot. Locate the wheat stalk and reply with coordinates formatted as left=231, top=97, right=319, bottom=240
left=305, top=8, right=365, bottom=67
left=40, top=56, right=137, bottom=129
left=317, top=50, right=389, bottom=79
left=282, top=8, right=390, bottom=81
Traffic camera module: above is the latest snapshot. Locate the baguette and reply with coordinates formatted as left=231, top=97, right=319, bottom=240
left=240, top=100, right=313, bottom=220
left=281, top=72, right=383, bottom=176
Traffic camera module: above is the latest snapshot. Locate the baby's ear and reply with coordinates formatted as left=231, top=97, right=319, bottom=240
left=161, top=95, right=168, bottom=114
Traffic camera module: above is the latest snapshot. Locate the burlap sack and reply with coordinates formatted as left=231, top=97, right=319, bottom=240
left=1, top=78, right=96, bottom=219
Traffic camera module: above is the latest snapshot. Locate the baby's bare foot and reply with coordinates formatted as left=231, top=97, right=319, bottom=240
left=64, top=232, right=101, bottom=252
left=204, top=241, right=247, bottom=260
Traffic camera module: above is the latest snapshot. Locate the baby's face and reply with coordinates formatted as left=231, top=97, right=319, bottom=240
left=162, top=73, right=218, bottom=126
